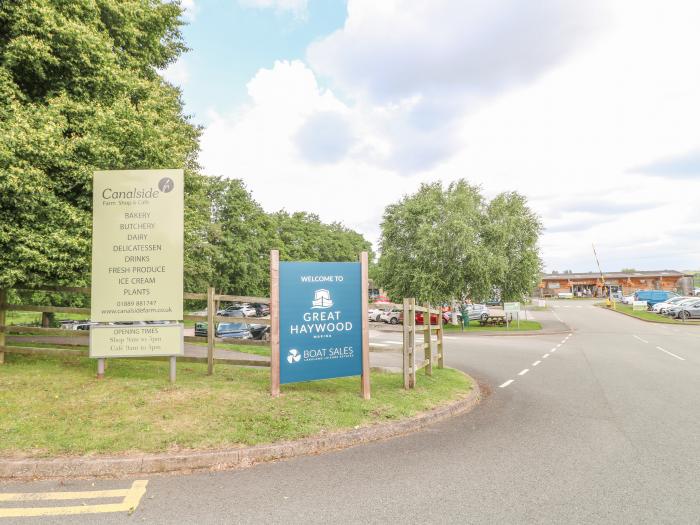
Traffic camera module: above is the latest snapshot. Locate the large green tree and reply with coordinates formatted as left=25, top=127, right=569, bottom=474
left=483, top=192, right=542, bottom=301
left=0, top=0, right=207, bottom=289
left=377, top=181, right=542, bottom=304
left=377, top=180, right=493, bottom=304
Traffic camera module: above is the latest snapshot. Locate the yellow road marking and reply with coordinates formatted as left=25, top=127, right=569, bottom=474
left=0, top=488, right=129, bottom=502
left=0, top=480, right=148, bottom=518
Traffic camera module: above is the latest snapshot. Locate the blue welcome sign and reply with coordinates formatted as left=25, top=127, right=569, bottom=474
left=279, top=262, right=363, bottom=384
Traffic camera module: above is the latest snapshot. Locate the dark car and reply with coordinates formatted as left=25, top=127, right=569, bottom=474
left=251, top=303, right=270, bottom=317
left=195, top=320, right=270, bottom=341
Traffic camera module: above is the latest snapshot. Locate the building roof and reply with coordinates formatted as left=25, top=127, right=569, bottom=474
left=541, top=270, right=692, bottom=281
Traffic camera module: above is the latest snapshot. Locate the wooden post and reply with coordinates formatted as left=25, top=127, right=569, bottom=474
left=437, top=306, right=444, bottom=369
left=424, top=302, right=432, bottom=376
left=360, top=251, right=371, bottom=400
left=409, top=298, right=416, bottom=388
left=0, top=289, right=6, bottom=365
left=270, top=250, right=280, bottom=397
left=207, top=286, right=215, bottom=375
left=402, top=298, right=410, bottom=389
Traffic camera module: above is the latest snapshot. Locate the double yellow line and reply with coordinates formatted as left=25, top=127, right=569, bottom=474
left=0, top=480, right=148, bottom=518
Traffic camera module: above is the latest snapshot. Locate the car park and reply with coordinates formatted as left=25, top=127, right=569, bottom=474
left=652, top=296, right=690, bottom=314
left=665, top=298, right=700, bottom=320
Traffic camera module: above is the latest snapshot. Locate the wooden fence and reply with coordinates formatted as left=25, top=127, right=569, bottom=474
left=0, top=286, right=271, bottom=375
left=402, top=299, right=443, bottom=389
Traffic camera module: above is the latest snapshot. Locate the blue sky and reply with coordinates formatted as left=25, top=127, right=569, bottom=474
left=176, top=0, right=346, bottom=124
left=166, top=1, right=700, bottom=272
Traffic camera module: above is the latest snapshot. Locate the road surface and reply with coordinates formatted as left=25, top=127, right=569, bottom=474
left=2, top=300, right=699, bottom=523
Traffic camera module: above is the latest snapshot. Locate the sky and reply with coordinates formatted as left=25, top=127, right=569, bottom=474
left=165, top=0, right=700, bottom=273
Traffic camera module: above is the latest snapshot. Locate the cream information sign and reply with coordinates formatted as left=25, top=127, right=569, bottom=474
left=89, top=324, right=184, bottom=358
left=91, top=169, right=183, bottom=322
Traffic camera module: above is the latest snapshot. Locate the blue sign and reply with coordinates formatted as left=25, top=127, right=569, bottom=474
left=279, top=262, right=363, bottom=384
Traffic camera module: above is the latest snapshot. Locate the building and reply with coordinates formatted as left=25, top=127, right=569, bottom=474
left=539, top=270, right=694, bottom=297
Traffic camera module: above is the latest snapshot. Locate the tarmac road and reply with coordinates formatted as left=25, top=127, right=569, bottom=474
left=2, top=300, right=699, bottom=524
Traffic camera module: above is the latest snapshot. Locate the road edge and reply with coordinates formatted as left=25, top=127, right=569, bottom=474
left=0, top=371, right=481, bottom=481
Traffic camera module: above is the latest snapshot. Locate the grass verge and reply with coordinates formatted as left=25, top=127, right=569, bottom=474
left=441, top=319, right=542, bottom=332
left=595, top=303, right=700, bottom=325
left=0, top=354, right=471, bottom=457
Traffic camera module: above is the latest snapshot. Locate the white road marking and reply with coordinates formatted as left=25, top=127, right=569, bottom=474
left=551, top=348, right=557, bottom=352
left=518, top=368, right=529, bottom=376
left=633, top=335, right=649, bottom=344
left=556, top=343, right=562, bottom=347
left=656, top=346, right=685, bottom=361
left=577, top=306, right=583, bottom=309
left=543, top=354, right=550, bottom=358
left=532, top=360, right=541, bottom=366
left=553, top=312, right=564, bottom=322
left=499, top=380, right=514, bottom=388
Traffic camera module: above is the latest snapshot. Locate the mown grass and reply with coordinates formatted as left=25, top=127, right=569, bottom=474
left=441, top=319, right=542, bottom=332
left=5, top=311, right=89, bottom=326
left=0, top=354, right=471, bottom=457
left=597, top=303, right=700, bottom=324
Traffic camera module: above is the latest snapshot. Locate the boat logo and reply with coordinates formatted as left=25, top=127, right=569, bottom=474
left=311, top=289, right=333, bottom=309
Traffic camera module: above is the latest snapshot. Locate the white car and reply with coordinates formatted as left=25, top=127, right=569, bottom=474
left=652, top=296, right=690, bottom=313
left=621, top=295, right=635, bottom=305
left=368, top=307, right=387, bottom=322
left=379, top=309, right=402, bottom=324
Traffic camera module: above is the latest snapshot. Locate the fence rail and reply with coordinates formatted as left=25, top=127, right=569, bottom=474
left=0, top=285, right=273, bottom=374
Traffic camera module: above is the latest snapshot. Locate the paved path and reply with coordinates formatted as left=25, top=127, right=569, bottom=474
left=2, top=299, right=699, bottom=523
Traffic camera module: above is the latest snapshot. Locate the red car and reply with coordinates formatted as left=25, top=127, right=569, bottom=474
left=415, top=311, right=440, bottom=325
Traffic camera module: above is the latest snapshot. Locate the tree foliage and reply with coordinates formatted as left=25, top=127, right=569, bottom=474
left=0, top=0, right=200, bottom=288
left=0, top=1, right=372, bottom=297
left=377, top=181, right=542, bottom=304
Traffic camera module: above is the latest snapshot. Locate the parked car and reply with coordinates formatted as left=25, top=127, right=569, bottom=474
left=368, top=307, right=389, bottom=322
left=665, top=298, right=700, bottom=320
left=621, top=295, right=635, bottom=305
left=415, top=311, right=440, bottom=325
left=652, top=296, right=690, bottom=313
left=250, top=303, right=270, bottom=317
left=634, top=290, right=678, bottom=308
left=380, top=309, right=403, bottom=324
left=217, top=303, right=256, bottom=317
left=195, top=319, right=270, bottom=340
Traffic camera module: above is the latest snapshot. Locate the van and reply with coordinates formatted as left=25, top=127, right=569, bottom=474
left=634, top=290, right=678, bottom=307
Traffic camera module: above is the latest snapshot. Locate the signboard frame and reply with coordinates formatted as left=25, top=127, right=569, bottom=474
left=90, top=169, right=184, bottom=323
left=89, top=323, right=184, bottom=359
left=269, top=250, right=370, bottom=399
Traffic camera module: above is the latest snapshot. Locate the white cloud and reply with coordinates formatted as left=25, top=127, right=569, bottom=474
left=180, top=0, right=198, bottom=21
left=238, top=0, right=308, bottom=17
left=197, top=0, right=700, bottom=272
left=161, top=59, right=190, bottom=86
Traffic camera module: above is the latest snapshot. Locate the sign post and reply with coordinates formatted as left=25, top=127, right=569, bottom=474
left=90, top=169, right=184, bottom=381
left=270, top=251, right=369, bottom=399
left=504, top=302, right=520, bottom=330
